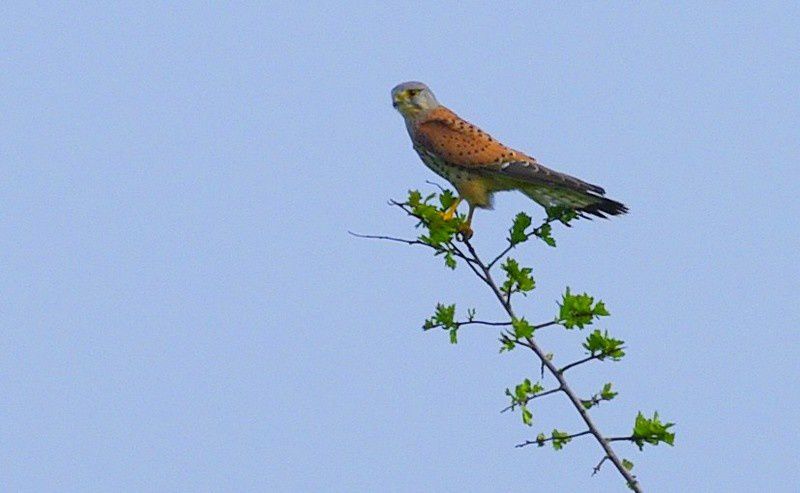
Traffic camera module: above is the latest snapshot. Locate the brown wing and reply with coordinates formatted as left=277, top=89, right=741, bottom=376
left=412, top=107, right=627, bottom=217
left=411, top=107, right=530, bottom=167
left=412, top=107, right=605, bottom=194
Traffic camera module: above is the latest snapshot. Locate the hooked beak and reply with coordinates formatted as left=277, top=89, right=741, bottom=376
left=392, top=91, right=409, bottom=109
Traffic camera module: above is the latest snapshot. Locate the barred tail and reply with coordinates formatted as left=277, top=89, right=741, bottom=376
left=522, top=185, right=628, bottom=219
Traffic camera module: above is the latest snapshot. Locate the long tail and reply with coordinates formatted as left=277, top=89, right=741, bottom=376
left=522, top=185, right=628, bottom=219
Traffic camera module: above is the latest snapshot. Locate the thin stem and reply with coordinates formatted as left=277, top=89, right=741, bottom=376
left=426, top=320, right=512, bottom=331
left=461, top=237, right=642, bottom=492
left=347, top=231, right=428, bottom=247
left=533, top=320, right=559, bottom=330
left=559, top=348, right=627, bottom=373
left=354, top=203, right=642, bottom=492
left=607, top=436, right=636, bottom=443
left=500, top=387, right=562, bottom=413
left=516, top=430, right=592, bottom=448
left=592, top=456, right=610, bottom=476
left=488, top=243, right=516, bottom=270
left=487, top=219, right=558, bottom=270
left=559, top=354, right=601, bottom=373
left=425, top=180, right=448, bottom=193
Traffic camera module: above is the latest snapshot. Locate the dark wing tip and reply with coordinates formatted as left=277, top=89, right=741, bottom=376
left=579, top=196, right=629, bottom=218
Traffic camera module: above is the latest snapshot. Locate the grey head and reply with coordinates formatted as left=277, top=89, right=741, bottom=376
left=391, top=81, right=440, bottom=119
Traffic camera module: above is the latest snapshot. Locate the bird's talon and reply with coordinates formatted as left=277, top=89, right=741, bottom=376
left=458, top=224, right=474, bottom=240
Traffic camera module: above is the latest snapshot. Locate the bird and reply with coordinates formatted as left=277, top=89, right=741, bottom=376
left=391, top=81, right=627, bottom=237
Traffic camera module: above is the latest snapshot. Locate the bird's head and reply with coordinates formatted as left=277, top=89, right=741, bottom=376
left=391, top=81, right=439, bottom=119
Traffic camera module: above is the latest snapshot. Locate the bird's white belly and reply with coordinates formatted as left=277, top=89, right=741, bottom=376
left=416, top=148, right=471, bottom=185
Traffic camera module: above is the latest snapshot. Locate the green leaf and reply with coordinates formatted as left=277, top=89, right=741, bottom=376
left=443, top=251, right=456, bottom=269
left=533, top=222, right=556, bottom=247
left=449, top=328, right=458, bottom=344
left=501, top=258, right=535, bottom=296
left=600, top=382, right=618, bottom=401
left=408, top=189, right=422, bottom=207
left=505, top=378, right=544, bottom=423
left=404, top=190, right=462, bottom=249
left=551, top=429, right=571, bottom=450
left=632, top=411, right=676, bottom=450
left=557, top=287, right=611, bottom=329
left=521, top=406, right=533, bottom=426
left=536, top=433, right=547, bottom=447
left=509, top=212, right=532, bottom=245
left=499, top=338, right=516, bottom=353
left=594, top=301, right=610, bottom=317
left=512, top=318, right=534, bottom=339
left=582, top=330, right=626, bottom=360
left=422, top=303, right=458, bottom=330
left=514, top=379, right=530, bottom=401
left=622, top=459, right=634, bottom=471
left=438, top=189, right=458, bottom=209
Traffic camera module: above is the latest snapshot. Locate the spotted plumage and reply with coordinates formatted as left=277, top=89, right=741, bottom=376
left=391, top=81, right=627, bottom=235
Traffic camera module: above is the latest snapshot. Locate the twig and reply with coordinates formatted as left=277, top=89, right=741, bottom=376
left=425, top=180, right=448, bottom=193
left=500, top=387, right=562, bottom=413
left=516, top=430, right=592, bottom=448
left=559, top=348, right=627, bottom=373
left=426, top=320, right=512, bottom=331
left=348, top=231, right=479, bottom=268
left=460, top=237, right=642, bottom=492
left=533, top=320, right=558, bottom=330
left=488, top=243, right=517, bottom=270
left=356, top=203, right=643, bottom=492
left=348, top=231, right=430, bottom=247
left=486, top=218, right=558, bottom=270
left=592, top=456, right=610, bottom=476
left=559, top=354, right=601, bottom=373
left=606, top=436, right=635, bottom=443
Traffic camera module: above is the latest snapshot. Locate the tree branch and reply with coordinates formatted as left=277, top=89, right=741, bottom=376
left=501, top=387, right=562, bottom=413
left=559, top=353, right=601, bottom=373
left=426, top=320, right=512, bottom=331
left=559, top=348, right=628, bottom=373
left=460, top=237, right=642, bottom=492
left=592, top=456, right=610, bottom=476
left=354, top=197, right=644, bottom=492
left=348, top=231, right=430, bottom=247
left=516, top=430, right=591, bottom=448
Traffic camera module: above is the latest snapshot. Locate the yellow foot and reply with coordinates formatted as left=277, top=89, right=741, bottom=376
left=440, top=210, right=456, bottom=221
left=439, top=197, right=463, bottom=221
left=458, top=223, right=474, bottom=240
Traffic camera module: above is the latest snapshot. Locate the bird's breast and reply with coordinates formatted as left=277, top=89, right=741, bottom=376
left=413, top=146, right=494, bottom=208
left=414, top=147, right=472, bottom=184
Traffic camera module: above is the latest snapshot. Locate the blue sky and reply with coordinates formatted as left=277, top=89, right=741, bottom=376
left=2, top=2, right=799, bottom=492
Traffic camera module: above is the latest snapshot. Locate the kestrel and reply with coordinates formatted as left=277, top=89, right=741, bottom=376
left=391, top=81, right=627, bottom=236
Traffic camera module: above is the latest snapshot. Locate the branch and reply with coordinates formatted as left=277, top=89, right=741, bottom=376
left=559, top=348, right=628, bottom=373
left=558, top=353, right=602, bottom=373
left=592, top=456, right=610, bottom=476
left=348, top=231, right=479, bottom=268
left=425, top=180, right=448, bottom=193
left=501, top=387, right=562, bottom=413
left=487, top=216, right=559, bottom=270
left=516, top=430, right=591, bottom=448
left=348, top=231, right=431, bottom=248
left=460, top=237, right=642, bottom=492
left=426, top=320, right=512, bottom=331
left=356, top=196, right=644, bottom=492
left=488, top=242, right=517, bottom=270
left=607, top=436, right=636, bottom=443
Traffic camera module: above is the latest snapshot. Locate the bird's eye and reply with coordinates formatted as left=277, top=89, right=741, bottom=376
left=408, top=89, right=419, bottom=97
